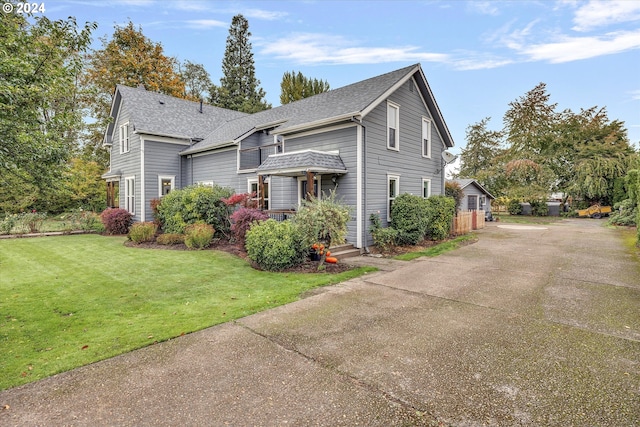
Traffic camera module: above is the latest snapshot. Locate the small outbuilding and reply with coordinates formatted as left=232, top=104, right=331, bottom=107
left=448, top=179, right=495, bottom=213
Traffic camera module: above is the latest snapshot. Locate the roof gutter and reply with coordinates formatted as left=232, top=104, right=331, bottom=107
left=277, top=112, right=361, bottom=135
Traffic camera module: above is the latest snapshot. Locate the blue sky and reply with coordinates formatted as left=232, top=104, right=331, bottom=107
left=40, top=0, right=640, bottom=157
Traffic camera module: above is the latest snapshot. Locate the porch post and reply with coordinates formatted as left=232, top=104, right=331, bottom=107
left=258, top=175, right=265, bottom=210
left=305, top=171, right=315, bottom=200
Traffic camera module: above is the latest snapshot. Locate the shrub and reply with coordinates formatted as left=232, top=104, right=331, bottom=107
left=245, top=219, right=306, bottom=271
left=15, top=211, right=47, bottom=233
left=529, top=199, right=548, bottom=216
left=608, top=199, right=637, bottom=226
left=156, top=233, right=185, bottom=245
left=508, top=199, right=523, bottom=215
left=390, top=193, right=429, bottom=245
left=184, top=222, right=215, bottom=249
left=371, top=227, right=399, bottom=251
left=424, top=195, right=455, bottom=241
left=100, top=208, right=133, bottom=235
left=230, top=207, right=269, bottom=244
left=128, top=222, right=157, bottom=244
left=156, top=184, right=233, bottom=235
left=293, top=191, right=351, bottom=248
left=0, top=214, right=18, bottom=234
left=445, top=181, right=464, bottom=211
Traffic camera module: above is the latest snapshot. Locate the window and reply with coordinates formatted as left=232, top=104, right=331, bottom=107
left=422, top=178, right=431, bottom=198
left=106, top=181, right=119, bottom=208
left=124, top=176, right=135, bottom=214
left=249, top=179, right=269, bottom=210
left=422, top=117, right=431, bottom=158
left=119, top=123, right=130, bottom=154
left=468, top=195, right=478, bottom=211
left=158, top=176, right=174, bottom=197
left=480, top=195, right=486, bottom=210
left=387, top=102, right=399, bottom=150
left=387, top=175, right=399, bottom=219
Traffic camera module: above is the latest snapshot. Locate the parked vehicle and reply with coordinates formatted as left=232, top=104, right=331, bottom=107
left=577, top=204, right=612, bottom=219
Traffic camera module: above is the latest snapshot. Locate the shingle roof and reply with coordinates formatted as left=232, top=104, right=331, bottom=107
left=448, top=179, right=496, bottom=199
left=256, top=150, right=347, bottom=177
left=110, top=85, right=247, bottom=141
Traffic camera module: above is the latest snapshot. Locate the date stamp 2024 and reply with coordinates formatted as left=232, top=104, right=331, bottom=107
left=3, top=2, right=46, bottom=14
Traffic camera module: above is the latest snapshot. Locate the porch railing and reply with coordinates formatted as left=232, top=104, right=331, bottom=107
left=265, top=209, right=296, bottom=222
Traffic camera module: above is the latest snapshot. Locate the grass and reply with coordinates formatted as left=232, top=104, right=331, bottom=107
left=493, top=213, right=564, bottom=225
left=0, top=234, right=375, bottom=391
left=393, top=234, right=478, bottom=261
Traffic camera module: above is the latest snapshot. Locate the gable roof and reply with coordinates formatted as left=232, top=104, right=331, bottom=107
left=448, top=179, right=496, bottom=199
left=104, top=85, right=248, bottom=145
left=182, top=63, right=454, bottom=155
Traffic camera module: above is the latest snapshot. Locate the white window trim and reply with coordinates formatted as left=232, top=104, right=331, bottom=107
left=387, top=101, right=400, bottom=151
left=158, top=175, right=175, bottom=198
left=422, top=178, right=431, bottom=199
left=297, top=175, right=322, bottom=207
left=248, top=178, right=271, bottom=208
left=422, top=117, right=432, bottom=159
left=124, top=176, right=135, bottom=215
left=387, top=174, right=400, bottom=220
left=119, top=122, right=130, bottom=154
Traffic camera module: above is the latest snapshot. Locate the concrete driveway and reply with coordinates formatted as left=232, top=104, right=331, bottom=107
left=1, top=219, right=638, bottom=426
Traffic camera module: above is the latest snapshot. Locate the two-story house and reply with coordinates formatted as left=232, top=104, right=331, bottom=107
left=102, top=63, right=455, bottom=248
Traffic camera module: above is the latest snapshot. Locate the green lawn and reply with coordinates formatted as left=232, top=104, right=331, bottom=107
left=393, top=234, right=478, bottom=261
left=0, top=235, right=374, bottom=391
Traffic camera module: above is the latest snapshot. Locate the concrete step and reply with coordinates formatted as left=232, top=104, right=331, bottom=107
left=329, top=244, right=362, bottom=260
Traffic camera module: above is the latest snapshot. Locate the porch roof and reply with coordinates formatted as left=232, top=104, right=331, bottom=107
left=256, top=150, right=347, bottom=177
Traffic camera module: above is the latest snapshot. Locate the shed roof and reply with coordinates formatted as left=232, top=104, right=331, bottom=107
left=448, top=179, right=496, bottom=199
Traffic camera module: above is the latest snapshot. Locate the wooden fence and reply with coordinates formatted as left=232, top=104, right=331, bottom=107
left=452, top=210, right=485, bottom=236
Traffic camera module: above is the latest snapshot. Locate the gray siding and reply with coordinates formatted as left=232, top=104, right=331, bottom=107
left=142, top=140, right=186, bottom=221
left=362, top=78, right=446, bottom=246
left=109, top=100, right=142, bottom=221
left=285, top=125, right=359, bottom=244
left=460, top=184, right=491, bottom=212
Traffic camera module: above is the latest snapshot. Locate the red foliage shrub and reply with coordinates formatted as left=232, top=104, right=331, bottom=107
left=230, top=208, right=269, bottom=244
left=100, top=208, right=133, bottom=235
left=222, top=192, right=258, bottom=209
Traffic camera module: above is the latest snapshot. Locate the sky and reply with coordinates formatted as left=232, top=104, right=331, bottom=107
left=34, top=0, right=640, bottom=163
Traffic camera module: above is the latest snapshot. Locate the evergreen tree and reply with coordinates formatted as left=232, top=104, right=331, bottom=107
left=212, top=14, right=270, bottom=113
left=280, top=71, right=330, bottom=104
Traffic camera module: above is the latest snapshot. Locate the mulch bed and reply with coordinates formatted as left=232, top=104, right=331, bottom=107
left=124, top=238, right=353, bottom=274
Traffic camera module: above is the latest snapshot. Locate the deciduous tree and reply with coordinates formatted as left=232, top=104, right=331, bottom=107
left=0, top=8, right=95, bottom=212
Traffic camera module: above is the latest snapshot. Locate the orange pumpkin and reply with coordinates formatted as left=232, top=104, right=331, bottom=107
left=325, top=256, right=338, bottom=264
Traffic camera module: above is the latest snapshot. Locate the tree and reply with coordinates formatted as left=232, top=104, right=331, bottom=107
left=211, top=14, right=270, bottom=113
left=180, top=60, right=212, bottom=101
left=0, top=8, right=95, bottom=213
left=82, top=21, right=186, bottom=166
left=280, top=71, right=330, bottom=104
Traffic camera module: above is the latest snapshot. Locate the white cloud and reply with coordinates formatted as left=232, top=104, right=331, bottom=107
left=467, top=1, right=500, bottom=16
left=259, top=33, right=449, bottom=65
left=184, top=19, right=228, bottom=29
left=630, top=90, right=640, bottom=101
left=572, top=0, right=640, bottom=32
left=518, top=29, right=640, bottom=62
left=242, top=8, right=288, bottom=21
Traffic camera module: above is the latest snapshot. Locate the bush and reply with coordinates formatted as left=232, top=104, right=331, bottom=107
left=529, top=199, right=548, bottom=216
left=245, top=219, right=306, bottom=271
left=230, top=207, right=269, bottom=244
left=0, top=214, right=18, bottom=234
left=508, top=199, right=523, bottom=215
left=128, top=222, right=157, bottom=244
left=390, top=193, right=429, bottom=245
left=445, top=181, right=464, bottom=211
left=156, top=233, right=185, bottom=245
left=62, top=209, right=104, bottom=232
left=293, top=191, right=351, bottom=248
left=424, top=195, right=455, bottom=241
left=15, top=211, right=47, bottom=233
left=371, top=227, right=399, bottom=251
left=184, top=222, right=215, bottom=249
left=156, top=184, right=233, bottom=235
left=608, top=199, right=637, bottom=226
left=100, top=208, right=133, bottom=235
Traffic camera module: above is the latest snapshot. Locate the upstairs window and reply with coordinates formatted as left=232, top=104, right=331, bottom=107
left=119, top=123, right=130, bottom=154
left=387, top=102, right=399, bottom=151
left=422, top=117, right=431, bottom=158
